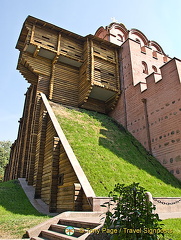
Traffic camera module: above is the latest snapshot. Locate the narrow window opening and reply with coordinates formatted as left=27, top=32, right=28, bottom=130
left=101, top=47, right=107, bottom=51
left=94, top=67, right=101, bottom=72
left=136, top=38, right=141, bottom=44
left=58, top=173, right=64, bottom=186
left=152, top=51, right=158, bottom=59
left=117, top=34, right=123, bottom=42
left=47, top=44, right=55, bottom=49
left=152, top=65, right=157, bottom=73
left=61, top=49, right=68, bottom=53
left=68, top=45, right=75, bottom=49
left=42, top=35, right=50, bottom=40
left=94, top=50, right=100, bottom=54
left=108, top=72, right=115, bottom=77
left=34, top=40, right=42, bottom=44
left=142, top=61, right=148, bottom=74
left=75, top=54, right=81, bottom=58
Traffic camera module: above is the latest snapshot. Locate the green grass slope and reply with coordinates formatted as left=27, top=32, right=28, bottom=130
left=0, top=180, right=49, bottom=238
left=51, top=102, right=181, bottom=197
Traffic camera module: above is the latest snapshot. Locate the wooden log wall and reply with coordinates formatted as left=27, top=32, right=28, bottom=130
left=20, top=52, right=52, bottom=76
left=19, top=85, right=36, bottom=178
left=91, top=40, right=120, bottom=91
left=56, top=146, right=79, bottom=211
left=94, top=56, right=118, bottom=89
left=23, top=86, right=37, bottom=178
left=40, top=115, right=57, bottom=204
left=82, top=97, right=106, bottom=113
left=25, top=93, right=92, bottom=212
left=17, top=86, right=34, bottom=178
left=12, top=123, right=22, bottom=180
left=49, top=137, right=60, bottom=212
left=37, top=74, right=50, bottom=96
left=78, top=40, right=92, bottom=106
left=16, top=21, right=32, bottom=52
left=105, top=93, right=121, bottom=112
left=27, top=95, right=42, bottom=185
left=33, top=25, right=58, bottom=51
left=4, top=86, right=36, bottom=181
left=34, top=110, right=48, bottom=197
left=16, top=18, right=121, bottom=115
left=32, top=101, right=47, bottom=187
left=17, top=62, right=38, bottom=85
left=79, top=38, right=120, bottom=113
left=6, top=17, right=124, bottom=212
left=52, top=62, right=79, bottom=107
left=59, top=34, right=83, bottom=62
left=5, top=79, right=93, bottom=212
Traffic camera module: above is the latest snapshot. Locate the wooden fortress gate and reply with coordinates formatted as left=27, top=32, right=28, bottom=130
left=4, top=16, right=121, bottom=212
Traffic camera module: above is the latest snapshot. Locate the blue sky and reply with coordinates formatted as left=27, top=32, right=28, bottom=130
left=0, top=0, right=181, bottom=142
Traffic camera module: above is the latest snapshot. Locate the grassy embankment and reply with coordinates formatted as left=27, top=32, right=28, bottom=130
left=0, top=180, right=50, bottom=239
left=52, top=102, right=181, bottom=197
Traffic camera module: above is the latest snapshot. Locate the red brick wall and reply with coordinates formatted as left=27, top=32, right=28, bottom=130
left=110, top=39, right=181, bottom=180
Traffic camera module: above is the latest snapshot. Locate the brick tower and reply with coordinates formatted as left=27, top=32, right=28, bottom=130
left=96, top=23, right=181, bottom=180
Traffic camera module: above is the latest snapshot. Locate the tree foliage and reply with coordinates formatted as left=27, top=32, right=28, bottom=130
left=102, top=182, right=164, bottom=240
left=0, top=140, right=12, bottom=181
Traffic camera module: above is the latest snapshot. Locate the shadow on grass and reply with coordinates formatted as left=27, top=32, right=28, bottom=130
left=0, top=180, right=45, bottom=216
left=79, top=108, right=181, bottom=191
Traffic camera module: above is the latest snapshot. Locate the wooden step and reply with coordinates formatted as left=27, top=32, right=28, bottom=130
left=50, top=223, right=88, bottom=237
left=41, top=230, right=77, bottom=240
left=58, top=219, right=99, bottom=229
left=31, top=237, right=48, bottom=240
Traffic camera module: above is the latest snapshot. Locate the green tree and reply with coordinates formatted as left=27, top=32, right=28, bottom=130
left=102, top=182, right=164, bottom=240
left=0, top=140, right=12, bottom=181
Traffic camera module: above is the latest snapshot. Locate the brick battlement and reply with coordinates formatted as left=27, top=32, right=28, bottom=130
left=96, top=23, right=181, bottom=180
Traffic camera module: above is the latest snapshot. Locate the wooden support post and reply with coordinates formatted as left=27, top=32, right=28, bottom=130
left=115, top=49, right=120, bottom=90
left=34, top=110, right=48, bottom=198
left=22, top=86, right=36, bottom=178
left=57, top=33, right=61, bottom=54
left=25, top=85, right=37, bottom=180
left=49, top=64, right=55, bottom=100
left=33, top=45, right=41, bottom=58
left=27, top=94, right=42, bottom=185
left=14, top=119, right=23, bottom=179
left=30, top=25, right=35, bottom=44
left=49, top=137, right=60, bottom=212
left=90, top=40, right=94, bottom=84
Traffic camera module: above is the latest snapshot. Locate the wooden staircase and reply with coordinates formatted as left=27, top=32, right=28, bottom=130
left=32, top=219, right=99, bottom=240
left=28, top=212, right=103, bottom=240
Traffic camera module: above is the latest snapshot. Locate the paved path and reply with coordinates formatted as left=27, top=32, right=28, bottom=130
left=19, top=178, right=181, bottom=220
left=18, top=178, right=57, bottom=216
left=159, top=211, right=181, bottom=220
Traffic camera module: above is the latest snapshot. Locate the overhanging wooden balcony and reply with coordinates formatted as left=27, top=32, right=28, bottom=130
left=16, top=16, right=120, bottom=113
left=79, top=36, right=120, bottom=113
